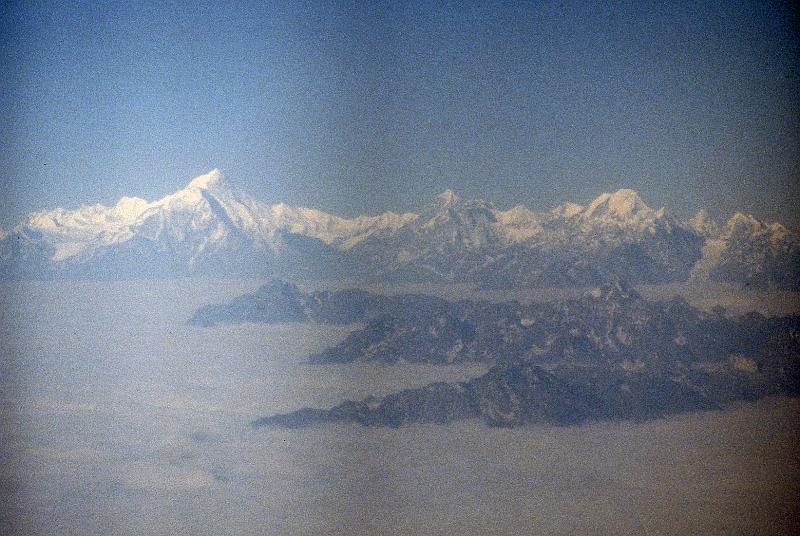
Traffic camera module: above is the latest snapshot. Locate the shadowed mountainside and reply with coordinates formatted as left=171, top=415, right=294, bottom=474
left=223, top=279, right=800, bottom=428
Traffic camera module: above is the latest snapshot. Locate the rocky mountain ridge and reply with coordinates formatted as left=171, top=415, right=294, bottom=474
left=246, top=280, right=800, bottom=428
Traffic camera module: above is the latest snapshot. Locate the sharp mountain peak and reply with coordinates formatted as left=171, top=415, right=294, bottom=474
left=186, top=168, right=228, bottom=191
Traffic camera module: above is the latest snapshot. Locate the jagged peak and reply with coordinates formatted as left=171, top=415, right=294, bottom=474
left=726, top=211, right=761, bottom=228
left=724, top=212, right=796, bottom=243
left=689, top=209, right=720, bottom=235
left=151, top=169, right=243, bottom=212
left=256, top=278, right=303, bottom=297
left=436, top=189, right=459, bottom=206
left=187, top=169, right=227, bottom=190
left=768, top=223, right=792, bottom=244
left=690, top=208, right=711, bottom=223
left=583, top=188, right=654, bottom=219
left=495, top=203, right=537, bottom=222
left=550, top=202, right=583, bottom=218
left=421, top=189, right=497, bottom=221
left=723, top=212, right=768, bottom=239
left=505, top=203, right=530, bottom=214
left=493, top=204, right=540, bottom=241
left=769, top=222, right=788, bottom=234
left=115, top=195, right=148, bottom=206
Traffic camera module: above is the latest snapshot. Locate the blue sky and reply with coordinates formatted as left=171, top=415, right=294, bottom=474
left=1, top=0, right=798, bottom=227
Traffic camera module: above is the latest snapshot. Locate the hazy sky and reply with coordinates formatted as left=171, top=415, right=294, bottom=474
left=1, top=0, right=798, bottom=227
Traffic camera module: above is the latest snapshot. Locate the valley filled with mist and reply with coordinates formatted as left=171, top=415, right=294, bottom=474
left=1, top=279, right=798, bottom=535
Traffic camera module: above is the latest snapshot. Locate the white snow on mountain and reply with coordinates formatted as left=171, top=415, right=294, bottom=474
left=549, top=202, right=584, bottom=219
left=392, top=190, right=498, bottom=251
left=688, top=209, right=721, bottom=237
left=4, top=178, right=691, bottom=263
left=579, top=189, right=668, bottom=229
left=127, top=169, right=270, bottom=252
left=690, top=210, right=799, bottom=286
left=436, top=189, right=459, bottom=206
left=723, top=212, right=792, bottom=245
left=2, top=170, right=796, bottom=287
left=709, top=212, right=793, bottom=248
left=493, top=204, right=541, bottom=242
left=23, top=195, right=151, bottom=261
left=10, top=169, right=418, bottom=264
left=265, top=202, right=416, bottom=249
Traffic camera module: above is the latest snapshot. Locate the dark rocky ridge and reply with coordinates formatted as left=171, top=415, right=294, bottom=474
left=253, top=352, right=799, bottom=429
left=188, top=279, right=448, bottom=327
left=250, top=280, right=800, bottom=428
left=309, top=280, right=796, bottom=367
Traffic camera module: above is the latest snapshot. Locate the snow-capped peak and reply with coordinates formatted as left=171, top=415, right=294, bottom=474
left=551, top=202, right=584, bottom=219
left=726, top=212, right=762, bottom=230
left=436, top=189, right=459, bottom=206
left=113, top=196, right=151, bottom=220
left=8, top=171, right=796, bottom=288
left=689, top=209, right=720, bottom=237
left=493, top=204, right=541, bottom=242
left=495, top=204, right=536, bottom=225
left=768, top=222, right=789, bottom=242
left=583, top=189, right=654, bottom=220
left=187, top=168, right=226, bottom=190
left=722, top=212, right=795, bottom=245
left=151, top=169, right=243, bottom=213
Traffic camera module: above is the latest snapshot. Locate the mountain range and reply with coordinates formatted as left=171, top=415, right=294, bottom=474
left=242, top=279, right=800, bottom=428
left=2, top=169, right=797, bottom=288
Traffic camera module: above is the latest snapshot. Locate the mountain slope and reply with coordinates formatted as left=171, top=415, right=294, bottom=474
left=691, top=212, right=800, bottom=288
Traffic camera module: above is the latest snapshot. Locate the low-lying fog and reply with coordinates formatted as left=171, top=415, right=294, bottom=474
left=1, top=280, right=798, bottom=535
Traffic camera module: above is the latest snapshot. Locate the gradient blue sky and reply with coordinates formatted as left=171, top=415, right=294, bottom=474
left=1, top=0, right=798, bottom=227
